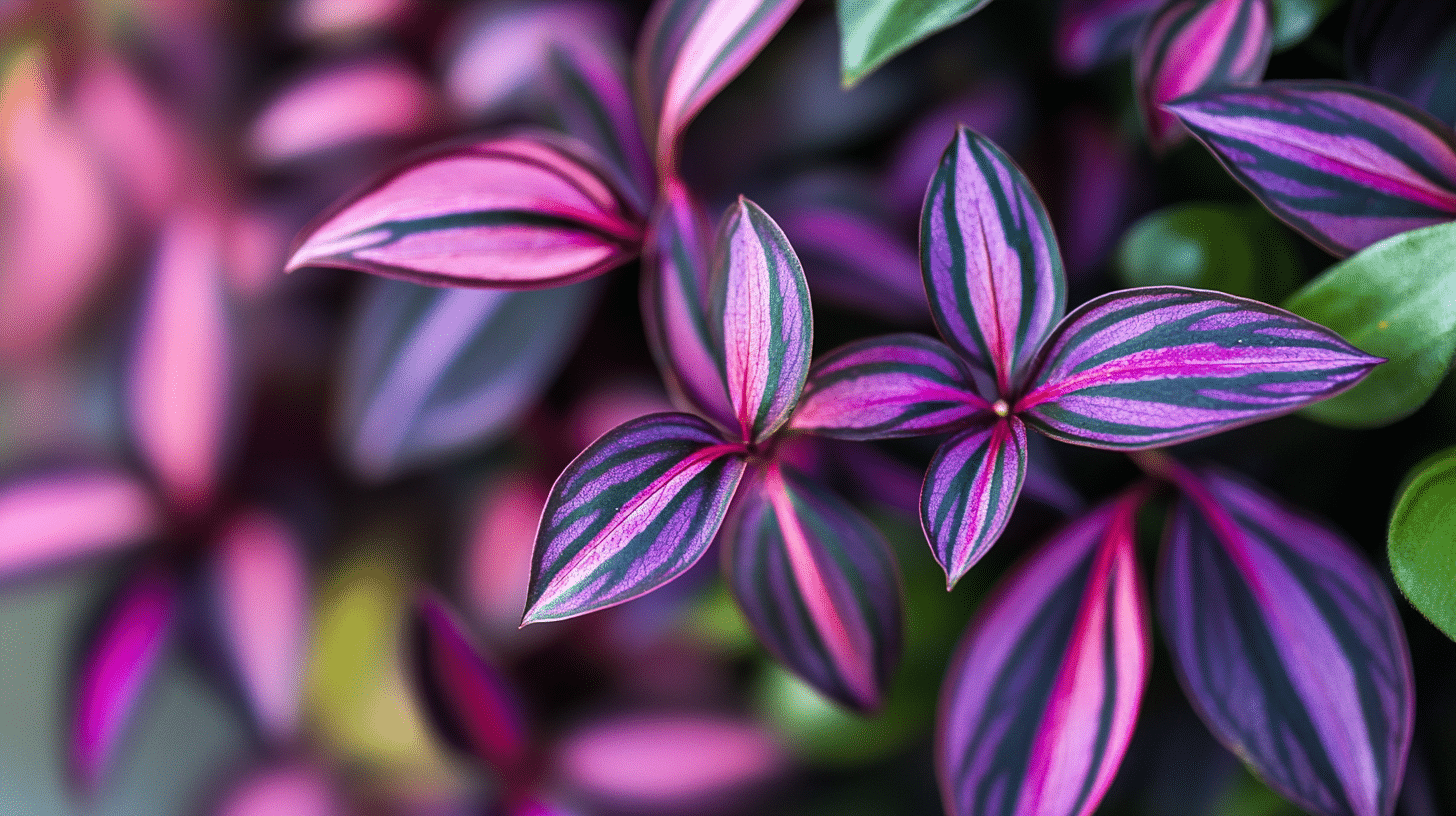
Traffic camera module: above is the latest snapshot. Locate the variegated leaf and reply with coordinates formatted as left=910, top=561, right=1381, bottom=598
left=71, top=567, right=177, bottom=788
left=1019, top=287, right=1382, bottom=449
left=1134, top=0, right=1272, bottom=151
left=286, top=132, right=644, bottom=287
left=791, top=333, right=989, bottom=440
left=337, top=276, right=597, bottom=480
left=548, top=41, right=654, bottom=214
left=524, top=413, right=747, bottom=623
left=634, top=0, right=805, bottom=173
left=922, top=127, right=1066, bottom=398
left=938, top=489, right=1151, bottom=816
left=408, top=593, right=530, bottom=776
left=1056, top=0, right=1164, bottom=71
left=1159, top=466, right=1413, bottom=816
left=1167, top=81, right=1456, bottom=256
left=921, top=417, right=1028, bottom=588
left=722, top=464, right=903, bottom=712
left=640, top=177, right=736, bottom=428
left=712, top=198, right=813, bottom=445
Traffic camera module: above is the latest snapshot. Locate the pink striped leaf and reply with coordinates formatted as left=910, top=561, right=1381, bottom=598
left=722, top=464, right=903, bottom=712
left=792, top=333, right=990, bottom=440
left=0, top=468, right=158, bottom=580
left=524, top=413, right=748, bottom=623
left=923, top=127, right=1065, bottom=398
left=1158, top=465, right=1413, bottom=816
left=921, top=417, right=1028, bottom=588
left=635, top=0, right=805, bottom=173
left=712, top=198, right=812, bottom=445
left=1167, top=81, right=1456, bottom=256
left=285, top=132, right=645, bottom=288
left=938, top=489, right=1151, bottom=816
left=1018, top=287, right=1382, bottom=449
left=640, top=177, right=736, bottom=428
left=1347, top=0, right=1456, bottom=127
left=1056, top=0, right=1164, bottom=71
left=71, top=567, right=177, bottom=789
left=548, top=41, right=654, bottom=214
left=408, top=593, right=530, bottom=776
left=1134, top=0, right=1272, bottom=151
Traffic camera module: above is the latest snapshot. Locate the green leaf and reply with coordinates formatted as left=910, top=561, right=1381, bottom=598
left=1388, top=446, right=1456, bottom=642
left=1115, top=203, right=1301, bottom=302
left=1270, top=0, right=1341, bottom=50
left=837, top=0, right=996, bottom=86
left=1284, top=220, right=1456, bottom=427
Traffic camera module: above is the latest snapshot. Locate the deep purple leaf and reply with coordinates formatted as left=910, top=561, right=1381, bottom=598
left=524, top=413, right=747, bottom=623
left=72, top=567, right=176, bottom=789
left=1019, top=287, right=1382, bottom=449
left=1056, top=0, right=1164, bottom=71
left=1134, top=0, right=1272, bottom=151
left=775, top=196, right=927, bottom=324
left=791, top=333, right=989, bottom=440
left=1053, top=108, right=1150, bottom=280
left=1347, top=0, right=1456, bottom=126
left=722, top=464, right=903, bottom=712
left=1158, top=465, right=1413, bottom=816
left=1167, top=81, right=1456, bottom=256
left=409, top=593, right=530, bottom=776
left=548, top=40, right=654, bottom=214
left=938, top=489, right=1151, bottom=816
left=922, top=127, right=1065, bottom=398
left=285, top=132, right=644, bottom=288
left=921, top=417, right=1028, bottom=587
left=634, top=0, right=805, bottom=173
left=0, top=468, right=158, bottom=581
left=712, top=198, right=813, bottom=445
left=640, top=177, right=736, bottom=428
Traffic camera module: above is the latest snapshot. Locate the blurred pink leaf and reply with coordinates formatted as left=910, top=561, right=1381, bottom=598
left=214, top=761, right=342, bottom=816
left=209, top=509, right=310, bottom=741
left=127, top=208, right=236, bottom=515
left=249, top=57, right=442, bottom=166
left=0, top=468, right=159, bottom=580
left=288, top=0, right=412, bottom=39
left=464, top=471, right=553, bottom=638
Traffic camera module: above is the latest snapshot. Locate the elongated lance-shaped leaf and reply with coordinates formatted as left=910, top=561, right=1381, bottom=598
left=525, top=413, right=748, bottom=623
left=71, top=567, right=177, bottom=789
left=921, top=417, right=1028, bottom=588
left=837, top=0, right=997, bottom=87
left=0, top=468, right=158, bottom=581
left=1134, top=0, right=1272, bottom=151
left=1347, top=0, right=1456, bottom=127
left=1056, top=0, right=1164, bottom=72
left=337, top=276, right=597, bottom=480
left=641, top=177, right=736, bottom=429
left=712, top=198, right=812, bottom=445
left=722, top=464, right=903, bottom=712
left=635, top=0, right=804, bottom=174
left=548, top=41, right=654, bottom=215
left=285, top=132, right=644, bottom=288
left=1167, top=81, right=1456, bottom=257
left=1157, top=465, right=1413, bottom=816
left=1018, top=287, right=1382, bottom=450
left=923, top=127, right=1066, bottom=398
left=791, top=333, right=990, bottom=440
left=409, top=593, right=530, bottom=777
left=938, top=488, right=1151, bottom=816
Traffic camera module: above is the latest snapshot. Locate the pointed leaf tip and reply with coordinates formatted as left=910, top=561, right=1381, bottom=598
left=921, top=417, right=1028, bottom=587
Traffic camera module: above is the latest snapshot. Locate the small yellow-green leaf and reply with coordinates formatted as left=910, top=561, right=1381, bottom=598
left=1284, top=220, right=1456, bottom=427
left=837, top=0, right=997, bottom=86
left=1388, top=446, right=1456, bottom=642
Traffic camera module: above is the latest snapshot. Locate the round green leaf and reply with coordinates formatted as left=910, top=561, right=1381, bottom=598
left=1388, top=446, right=1456, bottom=642
left=1115, top=203, right=1301, bottom=301
left=1284, top=220, right=1456, bottom=428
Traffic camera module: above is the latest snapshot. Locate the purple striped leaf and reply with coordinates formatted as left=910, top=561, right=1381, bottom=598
left=1158, top=465, right=1413, bottom=816
left=524, top=413, right=748, bottom=623
left=922, top=127, right=1066, bottom=398
left=921, top=417, right=1028, bottom=588
left=0, top=468, right=158, bottom=581
left=1134, top=0, right=1272, bottom=151
left=1167, top=81, right=1456, bottom=256
left=640, top=177, right=736, bottom=428
left=548, top=41, right=654, bottom=215
left=712, top=198, right=812, bottom=445
left=285, top=132, right=644, bottom=288
left=938, top=489, right=1151, bottom=816
left=722, top=464, right=903, bottom=712
left=791, top=333, right=990, bottom=440
left=1347, top=0, right=1456, bottom=127
left=408, top=593, right=530, bottom=777
left=1018, top=287, right=1382, bottom=449
left=634, top=0, right=804, bottom=173
left=71, top=567, right=177, bottom=789
left=1056, top=0, right=1164, bottom=71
